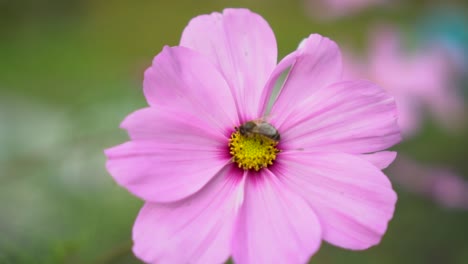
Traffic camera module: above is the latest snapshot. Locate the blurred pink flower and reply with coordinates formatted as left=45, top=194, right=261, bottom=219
left=105, top=9, right=401, bottom=264
left=305, top=0, right=387, bottom=19
left=344, top=27, right=464, bottom=136
left=390, top=156, right=468, bottom=210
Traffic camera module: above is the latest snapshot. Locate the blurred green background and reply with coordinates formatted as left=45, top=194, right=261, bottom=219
left=1, top=0, right=467, bottom=263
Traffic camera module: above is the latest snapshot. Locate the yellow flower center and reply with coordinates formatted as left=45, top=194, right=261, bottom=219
left=229, top=130, right=280, bottom=171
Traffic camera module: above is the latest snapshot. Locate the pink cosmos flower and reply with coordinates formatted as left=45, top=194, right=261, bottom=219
left=389, top=156, right=468, bottom=210
left=105, top=8, right=401, bottom=264
left=343, top=27, right=464, bottom=136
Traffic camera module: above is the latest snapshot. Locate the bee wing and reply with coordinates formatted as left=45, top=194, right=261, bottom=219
left=257, top=123, right=278, bottom=136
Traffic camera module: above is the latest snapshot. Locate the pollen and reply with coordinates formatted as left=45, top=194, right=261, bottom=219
left=229, top=130, right=280, bottom=171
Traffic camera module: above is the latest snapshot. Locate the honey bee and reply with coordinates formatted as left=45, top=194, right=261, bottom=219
left=238, top=120, right=280, bottom=141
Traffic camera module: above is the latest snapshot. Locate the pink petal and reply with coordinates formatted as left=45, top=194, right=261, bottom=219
left=132, top=166, right=245, bottom=264
left=232, top=169, right=322, bottom=264
left=143, top=46, right=238, bottom=131
left=257, top=50, right=300, bottom=117
left=275, top=80, right=400, bottom=154
left=119, top=107, right=227, bottom=142
left=180, top=8, right=278, bottom=121
left=359, top=151, right=397, bottom=169
left=120, top=107, right=227, bottom=142
left=105, top=107, right=231, bottom=203
left=274, top=152, right=397, bottom=250
left=270, top=34, right=342, bottom=123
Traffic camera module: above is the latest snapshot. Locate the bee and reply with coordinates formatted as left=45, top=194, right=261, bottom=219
left=238, top=120, right=280, bottom=141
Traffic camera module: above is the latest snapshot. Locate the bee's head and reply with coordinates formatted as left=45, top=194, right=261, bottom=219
left=238, top=121, right=256, bottom=135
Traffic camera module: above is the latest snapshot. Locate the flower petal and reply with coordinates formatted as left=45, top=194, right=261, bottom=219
left=132, top=166, right=245, bottom=264
left=232, top=169, right=322, bottom=264
left=359, top=151, right=397, bottom=169
left=143, top=46, right=238, bottom=131
left=105, top=107, right=231, bottom=203
left=276, top=80, right=401, bottom=154
left=274, top=152, right=397, bottom=250
left=119, top=107, right=227, bottom=142
left=269, top=34, right=342, bottom=122
left=257, top=50, right=300, bottom=117
left=180, top=8, right=278, bottom=121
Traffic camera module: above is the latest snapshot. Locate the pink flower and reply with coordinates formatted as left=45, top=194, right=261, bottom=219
left=344, top=27, right=464, bottom=136
left=105, top=8, right=401, bottom=264
left=389, top=155, right=468, bottom=210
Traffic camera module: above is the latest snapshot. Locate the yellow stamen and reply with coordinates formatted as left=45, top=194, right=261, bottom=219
left=229, top=130, right=280, bottom=171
